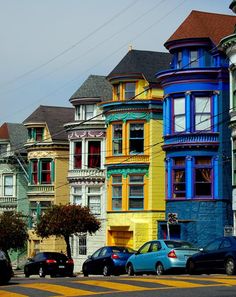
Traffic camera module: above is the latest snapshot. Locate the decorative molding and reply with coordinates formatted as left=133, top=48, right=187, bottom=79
left=107, top=167, right=149, bottom=178
left=105, top=112, right=155, bottom=124
left=68, top=130, right=105, bottom=139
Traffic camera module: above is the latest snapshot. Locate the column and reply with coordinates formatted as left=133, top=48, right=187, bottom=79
left=185, top=91, right=191, bottom=133
left=163, top=98, right=167, bottom=136
left=213, top=91, right=219, bottom=132
left=166, top=158, right=172, bottom=199
left=213, top=155, right=219, bottom=199
left=166, top=96, right=171, bottom=135
left=186, top=156, right=193, bottom=199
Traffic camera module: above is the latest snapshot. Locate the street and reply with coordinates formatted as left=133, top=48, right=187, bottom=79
left=1, top=274, right=236, bottom=297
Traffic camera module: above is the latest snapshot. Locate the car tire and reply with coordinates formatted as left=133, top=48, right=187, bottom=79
left=82, top=265, right=89, bottom=277
left=127, top=263, right=135, bottom=276
left=156, top=262, right=164, bottom=276
left=103, top=265, right=111, bottom=276
left=39, top=267, right=46, bottom=278
left=225, top=258, right=235, bottom=275
left=24, top=267, right=30, bottom=278
left=187, top=260, right=196, bottom=275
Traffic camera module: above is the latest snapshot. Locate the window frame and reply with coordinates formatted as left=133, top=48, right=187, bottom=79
left=3, top=174, right=14, bottom=196
left=112, top=175, right=122, bottom=210
left=128, top=174, right=144, bottom=210
left=173, top=97, right=186, bottom=133
left=87, top=186, right=101, bottom=215
left=189, top=49, right=198, bottom=67
left=172, top=158, right=186, bottom=199
left=129, top=122, right=144, bottom=154
left=194, top=156, right=212, bottom=198
left=124, top=82, right=136, bottom=100
left=112, top=123, right=123, bottom=155
left=194, top=96, right=212, bottom=132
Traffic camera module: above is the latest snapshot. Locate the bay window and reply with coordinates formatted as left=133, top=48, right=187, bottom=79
left=173, top=98, right=186, bottom=132
left=112, top=124, right=122, bottom=155
left=125, top=82, right=136, bottom=99
left=129, top=175, right=144, bottom=209
left=194, top=97, right=211, bottom=131
left=30, top=159, right=53, bottom=185
left=41, top=160, right=52, bottom=184
left=112, top=175, right=122, bottom=210
left=129, top=123, right=144, bottom=154
left=88, top=141, right=101, bottom=168
left=74, top=142, right=82, bottom=169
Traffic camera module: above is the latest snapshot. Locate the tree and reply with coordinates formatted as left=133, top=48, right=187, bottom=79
left=35, top=204, right=101, bottom=259
left=0, top=211, right=29, bottom=260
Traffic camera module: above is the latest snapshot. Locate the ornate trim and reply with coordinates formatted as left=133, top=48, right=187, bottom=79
left=68, top=130, right=105, bottom=139
left=105, top=112, right=157, bottom=124
left=107, top=166, right=149, bottom=178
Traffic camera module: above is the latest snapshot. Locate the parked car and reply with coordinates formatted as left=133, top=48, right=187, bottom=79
left=126, top=239, right=198, bottom=276
left=186, top=236, right=236, bottom=275
left=82, top=246, right=135, bottom=276
left=24, top=252, right=74, bottom=277
left=0, top=250, right=13, bottom=285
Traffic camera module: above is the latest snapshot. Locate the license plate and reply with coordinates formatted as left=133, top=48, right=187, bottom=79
left=59, top=265, right=65, bottom=268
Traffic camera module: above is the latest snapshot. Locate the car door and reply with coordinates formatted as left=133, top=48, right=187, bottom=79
left=132, top=242, right=152, bottom=272
left=95, top=247, right=111, bottom=274
left=195, top=238, right=222, bottom=270
left=218, top=238, right=232, bottom=269
left=86, top=248, right=102, bottom=274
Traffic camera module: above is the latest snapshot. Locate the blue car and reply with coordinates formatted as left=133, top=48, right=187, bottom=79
left=82, top=246, right=135, bottom=276
left=126, top=240, right=198, bottom=275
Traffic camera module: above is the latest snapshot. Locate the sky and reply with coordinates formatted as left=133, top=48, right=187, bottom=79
left=0, top=0, right=234, bottom=124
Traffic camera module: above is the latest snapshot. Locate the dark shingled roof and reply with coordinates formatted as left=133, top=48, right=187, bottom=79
left=23, top=105, right=74, bottom=141
left=0, top=122, right=28, bottom=153
left=107, top=49, right=172, bottom=83
left=70, top=75, right=112, bottom=102
left=166, top=10, right=236, bottom=46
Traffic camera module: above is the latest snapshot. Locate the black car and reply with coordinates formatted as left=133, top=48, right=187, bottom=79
left=0, top=250, right=12, bottom=285
left=24, top=252, right=74, bottom=277
left=82, top=246, right=135, bottom=276
left=186, top=236, right=236, bottom=275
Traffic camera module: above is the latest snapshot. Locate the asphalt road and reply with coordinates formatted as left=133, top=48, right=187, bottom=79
left=1, top=274, right=236, bottom=297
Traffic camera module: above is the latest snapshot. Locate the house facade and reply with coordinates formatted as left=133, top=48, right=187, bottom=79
left=23, top=105, right=74, bottom=257
left=100, top=49, right=171, bottom=250
left=64, top=75, right=112, bottom=272
left=156, top=11, right=236, bottom=246
left=220, top=1, right=236, bottom=235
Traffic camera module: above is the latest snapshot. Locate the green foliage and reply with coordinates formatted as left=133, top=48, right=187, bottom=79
left=36, top=204, right=101, bottom=239
left=0, top=211, right=28, bottom=252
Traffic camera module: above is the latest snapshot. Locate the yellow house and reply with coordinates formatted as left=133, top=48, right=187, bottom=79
left=100, top=49, right=172, bottom=250
left=23, top=105, right=74, bottom=257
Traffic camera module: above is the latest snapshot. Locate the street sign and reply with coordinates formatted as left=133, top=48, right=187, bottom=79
left=167, top=213, right=178, bottom=224
left=224, top=225, right=233, bottom=236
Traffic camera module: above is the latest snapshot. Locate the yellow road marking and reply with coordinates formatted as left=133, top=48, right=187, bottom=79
left=21, top=283, right=97, bottom=296
left=0, top=291, right=28, bottom=297
left=120, top=277, right=202, bottom=288
left=76, top=279, right=148, bottom=291
left=174, top=275, right=236, bottom=286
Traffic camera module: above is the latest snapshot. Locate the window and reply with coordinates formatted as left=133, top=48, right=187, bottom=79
left=125, top=82, right=135, bottom=99
left=190, top=50, right=198, bottom=67
left=173, top=98, right=186, bottom=132
left=41, top=160, right=51, bottom=184
left=114, top=84, right=120, bottom=100
left=195, top=97, right=211, bottom=131
left=28, top=127, right=44, bottom=141
left=112, top=124, right=122, bottom=155
left=129, top=123, right=144, bottom=154
left=173, top=158, right=186, bottom=198
left=88, top=141, right=101, bottom=168
left=194, top=157, right=212, bottom=197
left=112, top=175, right=122, bottom=210
left=74, top=142, right=82, bottom=169
left=85, top=105, right=94, bottom=120
left=3, top=175, right=14, bottom=196
left=76, top=106, right=81, bottom=120
left=72, top=187, right=82, bottom=205
left=138, top=242, right=151, bottom=254
left=88, top=187, right=101, bottom=215
left=129, top=175, right=144, bottom=209
left=177, top=51, right=182, bottom=69
left=30, top=159, right=53, bottom=185
left=79, top=234, right=87, bottom=255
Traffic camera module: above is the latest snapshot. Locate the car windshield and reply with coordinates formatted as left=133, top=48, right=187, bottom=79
left=165, top=241, right=195, bottom=249
left=111, top=247, right=135, bottom=253
left=44, top=253, right=68, bottom=260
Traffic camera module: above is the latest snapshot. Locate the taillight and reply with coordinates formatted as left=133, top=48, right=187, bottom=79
left=111, top=253, right=119, bottom=259
left=66, top=259, right=74, bottom=264
left=168, top=250, right=177, bottom=258
left=46, top=259, right=57, bottom=264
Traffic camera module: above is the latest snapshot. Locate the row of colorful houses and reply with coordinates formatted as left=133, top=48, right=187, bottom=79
left=0, top=7, right=236, bottom=272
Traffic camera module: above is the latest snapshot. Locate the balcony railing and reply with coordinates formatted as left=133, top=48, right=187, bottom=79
left=0, top=196, right=17, bottom=204
left=164, top=132, right=219, bottom=146
left=27, top=185, right=54, bottom=193
left=68, top=169, right=106, bottom=179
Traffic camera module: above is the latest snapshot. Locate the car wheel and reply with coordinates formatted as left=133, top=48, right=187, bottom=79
left=82, top=265, right=89, bottom=277
left=127, top=263, right=135, bottom=276
left=103, top=265, right=111, bottom=276
left=39, top=267, right=46, bottom=278
left=24, top=267, right=30, bottom=278
left=156, top=262, right=164, bottom=276
left=225, top=258, right=235, bottom=275
left=187, top=260, right=196, bottom=275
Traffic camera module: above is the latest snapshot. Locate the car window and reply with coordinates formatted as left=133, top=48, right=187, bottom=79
left=150, top=241, right=161, bottom=252
left=34, top=253, right=44, bottom=261
left=165, top=241, right=194, bottom=249
left=100, top=248, right=109, bottom=256
left=220, top=239, right=232, bottom=249
left=92, top=248, right=102, bottom=258
left=204, top=238, right=222, bottom=251
left=0, top=250, right=7, bottom=260
left=138, top=242, right=151, bottom=254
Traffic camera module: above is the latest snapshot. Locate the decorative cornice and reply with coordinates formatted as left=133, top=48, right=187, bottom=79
left=105, top=111, right=161, bottom=124
left=68, top=130, right=105, bottom=139
left=107, top=166, right=149, bottom=178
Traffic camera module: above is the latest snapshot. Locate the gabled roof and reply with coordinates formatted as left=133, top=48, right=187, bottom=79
left=107, top=49, right=172, bottom=83
left=23, top=105, right=74, bottom=141
left=70, top=75, right=112, bottom=102
left=166, top=10, right=236, bottom=47
left=0, top=122, right=28, bottom=153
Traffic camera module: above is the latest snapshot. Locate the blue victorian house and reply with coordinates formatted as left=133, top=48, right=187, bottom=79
left=156, top=10, right=236, bottom=246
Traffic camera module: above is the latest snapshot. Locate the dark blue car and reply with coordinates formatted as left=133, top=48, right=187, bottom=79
left=82, top=246, right=135, bottom=276
left=186, top=236, right=236, bottom=275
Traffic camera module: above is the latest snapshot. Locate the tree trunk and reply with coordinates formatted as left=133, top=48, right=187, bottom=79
left=64, top=235, right=72, bottom=259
